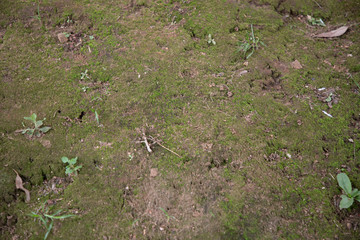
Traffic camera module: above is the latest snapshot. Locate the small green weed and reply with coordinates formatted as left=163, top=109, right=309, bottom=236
left=20, top=113, right=51, bottom=137
left=337, top=173, right=360, bottom=209
left=80, top=69, right=90, bottom=80
left=307, top=15, right=325, bottom=26
left=237, top=24, right=265, bottom=59
left=207, top=34, right=216, bottom=45
left=29, top=202, right=75, bottom=240
left=66, top=16, right=73, bottom=24
left=33, top=1, right=42, bottom=24
left=61, top=156, right=82, bottom=176
left=159, top=207, right=175, bottom=222
left=94, top=110, right=100, bottom=125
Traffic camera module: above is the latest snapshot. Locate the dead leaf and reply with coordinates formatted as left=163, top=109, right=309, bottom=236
left=314, top=26, right=348, bottom=38
left=40, top=139, right=51, bottom=148
left=291, top=60, right=303, bottom=69
left=237, top=70, right=248, bottom=77
left=150, top=168, right=158, bottom=177
left=13, top=169, right=30, bottom=203
left=94, top=141, right=113, bottom=149
left=201, top=143, right=213, bottom=152
left=245, top=112, right=255, bottom=123
left=323, top=59, right=332, bottom=66
left=57, top=33, right=68, bottom=43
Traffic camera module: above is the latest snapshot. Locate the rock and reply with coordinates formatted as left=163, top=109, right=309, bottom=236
left=57, top=33, right=68, bottom=43
left=150, top=168, right=158, bottom=177
left=291, top=60, right=302, bottom=69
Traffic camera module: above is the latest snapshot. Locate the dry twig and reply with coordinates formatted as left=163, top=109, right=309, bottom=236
left=149, top=135, right=182, bottom=158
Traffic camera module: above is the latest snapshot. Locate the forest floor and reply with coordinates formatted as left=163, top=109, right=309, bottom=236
left=1, top=0, right=360, bottom=239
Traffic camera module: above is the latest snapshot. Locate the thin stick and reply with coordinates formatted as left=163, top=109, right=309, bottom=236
left=142, top=135, right=152, bottom=153
left=150, top=138, right=182, bottom=158
left=312, top=0, right=322, bottom=9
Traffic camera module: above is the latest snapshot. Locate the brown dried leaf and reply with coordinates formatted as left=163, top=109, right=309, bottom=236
left=13, top=169, right=30, bottom=203
left=150, top=168, right=158, bottom=177
left=291, top=60, right=303, bottom=69
left=314, top=26, right=348, bottom=38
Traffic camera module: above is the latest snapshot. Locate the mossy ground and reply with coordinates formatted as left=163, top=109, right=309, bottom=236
left=1, top=0, right=359, bottom=239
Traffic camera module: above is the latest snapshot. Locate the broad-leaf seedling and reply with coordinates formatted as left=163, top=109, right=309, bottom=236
left=61, top=156, right=82, bottom=176
left=337, top=173, right=360, bottom=209
left=207, top=34, right=216, bottom=45
left=20, top=113, right=51, bottom=137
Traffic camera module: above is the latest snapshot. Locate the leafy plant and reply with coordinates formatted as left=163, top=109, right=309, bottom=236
left=61, top=156, right=82, bottom=176
left=237, top=24, right=266, bottom=59
left=66, top=16, right=73, bottom=24
left=20, top=113, right=51, bottom=137
left=307, top=15, right=325, bottom=27
left=81, top=86, right=89, bottom=92
left=29, top=202, right=74, bottom=240
left=80, top=69, right=90, bottom=80
left=207, top=34, right=216, bottom=45
left=337, top=173, right=360, bottom=209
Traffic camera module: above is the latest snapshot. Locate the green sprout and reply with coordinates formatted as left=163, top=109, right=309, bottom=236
left=61, top=156, right=82, bottom=176
left=307, top=15, right=325, bottom=27
left=159, top=207, right=175, bottom=222
left=95, top=110, right=100, bottom=125
left=32, top=1, right=42, bottom=24
left=66, top=16, right=73, bottom=24
left=207, top=34, right=216, bottom=45
left=21, top=113, right=51, bottom=137
left=337, top=173, right=360, bottom=209
left=237, top=24, right=266, bottom=59
left=80, top=69, right=90, bottom=80
left=28, top=202, right=75, bottom=240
